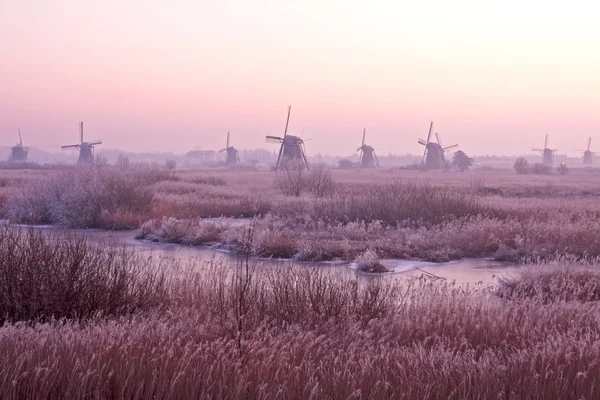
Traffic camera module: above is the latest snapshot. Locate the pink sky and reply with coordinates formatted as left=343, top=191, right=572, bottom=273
left=1, top=0, right=599, bottom=156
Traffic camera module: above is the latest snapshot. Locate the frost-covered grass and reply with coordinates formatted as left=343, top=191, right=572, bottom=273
left=138, top=211, right=600, bottom=263
left=2, top=255, right=600, bottom=398
left=7, top=167, right=600, bottom=263
left=0, top=226, right=165, bottom=324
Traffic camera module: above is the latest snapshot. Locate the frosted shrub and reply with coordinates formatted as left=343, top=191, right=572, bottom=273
left=354, top=249, right=388, bottom=273
left=9, top=162, right=169, bottom=229
left=306, top=163, right=336, bottom=198
left=275, top=160, right=307, bottom=197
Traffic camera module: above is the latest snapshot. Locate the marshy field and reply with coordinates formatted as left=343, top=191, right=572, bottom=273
left=2, top=162, right=600, bottom=398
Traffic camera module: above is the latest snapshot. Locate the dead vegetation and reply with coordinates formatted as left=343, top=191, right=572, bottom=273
left=0, top=226, right=165, bottom=324
left=1, top=253, right=600, bottom=398
left=7, top=161, right=170, bottom=229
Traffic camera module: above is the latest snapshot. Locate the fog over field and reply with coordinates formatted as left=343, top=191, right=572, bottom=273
left=2, top=0, right=600, bottom=398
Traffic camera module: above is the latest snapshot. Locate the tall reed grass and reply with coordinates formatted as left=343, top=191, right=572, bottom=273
left=2, top=256, right=600, bottom=398
left=0, top=226, right=165, bottom=323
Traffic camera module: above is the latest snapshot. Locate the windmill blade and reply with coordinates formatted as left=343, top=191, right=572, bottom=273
left=266, top=136, right=283, bottom=143
left=426, top=121, right=433, bottom=144
left=357, top=146, right=363, bottom=152
left=283, top=106, right=291, bottom=138
left=226, top=132, right=230, bottom=149
left=362, top=128, right=366, bottom=147
left=219, top=148, right=227, bottom=153
left=443, top=144, right=458, bottom=151
left=435, top=132, right=443, bottom=147
left=275, top=143, right=285, bottom=170
left=301, top=142, right=310, bottom=170
left=357, top=148, right=363, bottom=168
left=531, top=148, right=544, bottom=152
left=87, top=140, right=102, bottom=146
left=544, top=134, right=549, bottom=149
left=373, top=151, right=380, bottom=168
left=588, top=137, right=592, bottom=151
left=18, top=129, right=22, bottom=146
left=421, top=122, right=433, bottom=164
left=418, top=139, right=427, bottom=146
left=22, top=147, right=30, bottom=152
left=62, top=144, right=81, bottom=149
left=80, top=121, right=84, bottom=144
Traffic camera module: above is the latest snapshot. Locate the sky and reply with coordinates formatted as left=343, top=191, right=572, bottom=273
left=1, top=0, right=600, bottom=157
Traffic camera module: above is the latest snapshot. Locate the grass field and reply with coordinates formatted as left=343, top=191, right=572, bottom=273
left=2, top=164, right=600, bottom=398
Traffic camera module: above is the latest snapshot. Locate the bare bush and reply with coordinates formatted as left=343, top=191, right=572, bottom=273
left=557, top=162, right=569, bottom=175
left=275, top=160, right=306, bottom=197
left=0, top=226, right=165, bottom=323
left=305, top=163, right=336, bottom=198
left=8, top=162, right=170, bottom=229
left=514, top=157, right=529, bottom=174
left=354, top=249, right=388, bottom=273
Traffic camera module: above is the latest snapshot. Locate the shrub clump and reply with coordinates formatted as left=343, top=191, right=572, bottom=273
left=275, top=161, right=336, bottom=198
left=514, top=157, right=529, bottom=174
left=0, top=226, right=165, bottom=324
left=312, top=180, right=486, bottom=226
left=8, top=162, right=169, bottom=229
left=354, top=249, right=389, bottom=273
left=530, top=162, right=552, bottom=175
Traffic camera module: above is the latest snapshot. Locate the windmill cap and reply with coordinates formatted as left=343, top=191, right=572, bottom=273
left=283, top=135, right=302, bottom=145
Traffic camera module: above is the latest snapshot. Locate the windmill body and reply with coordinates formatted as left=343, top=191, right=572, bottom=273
left=78, top=144, right=95, bottom=164
left=219, top=132, right=239, bottom=166
left=531, top=134, right=556, bottom=166
left=356, top=129, right=379, bottom=168
left=61, top=122, right=102, bottom=164
left=542, top=149, right=554, bottom=166
left=265, top=107, right=309, bottom=170
left=8, top=130, right=29, bottom=163
left=576, top=138, right=595, bottom=165
left=418, top=121, right=458, bottom=170
left=225, top=147, right=239, bottom=165
left=424, top=142, right=446, bottom=169
left=358, top=145, right=377, bottom=168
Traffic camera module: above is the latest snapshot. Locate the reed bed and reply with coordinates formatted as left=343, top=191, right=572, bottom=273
left=1, top=252, right=600, bottom=399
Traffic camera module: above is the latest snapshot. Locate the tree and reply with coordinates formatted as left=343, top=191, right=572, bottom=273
left=514, top=157, right=529, bottom=174
left=557, top=162, right=569, bottom=175
left=452, top=151, right=473, bottom=172
left=337, top=159, right=354, bottom=170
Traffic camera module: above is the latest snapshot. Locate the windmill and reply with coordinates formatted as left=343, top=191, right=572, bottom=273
left=8, top=129, right=29, bottom=163
left=356, top=128, right=379, bottom=168
left=418, top=121, right=458, bottom=169
left=265, top=106, right=309, bottom=170
left=219, top=132, right=239, bottom=166
left=61, top=122, right=102, bottom=164
left=575, top=138, right=595, bottom=165
left=531, top=134, right=556, bottom=166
